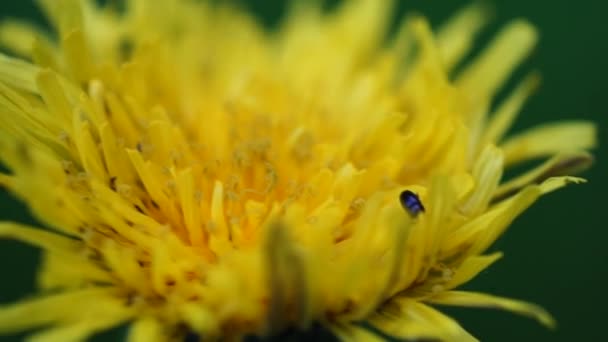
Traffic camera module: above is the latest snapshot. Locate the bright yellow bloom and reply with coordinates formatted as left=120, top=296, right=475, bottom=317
left=0, top=0, right=596, bottom=341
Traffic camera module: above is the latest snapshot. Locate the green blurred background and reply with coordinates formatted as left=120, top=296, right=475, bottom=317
left=0, top=0, right=605, bottom=341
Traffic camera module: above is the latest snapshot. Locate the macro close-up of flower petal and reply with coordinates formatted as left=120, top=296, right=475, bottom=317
left=0, top=0, right=604, bottom=341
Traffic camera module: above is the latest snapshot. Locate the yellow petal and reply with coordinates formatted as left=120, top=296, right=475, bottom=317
left=178, top=304, right=218, bottom=337
left=437, top=3, right=491, bottom=71
left=176, top=167, right=205, bottom=246
left=418, top=177, right=459, bottom=281
left=26, top=316, right=129, bottom=342
left=444, top=252, right=503, bottom=289
left=210, top=180, right=229, bottom=242
left=0, top=173, right=12, bottom=188
left=0, top=222, right=81, bottom=255
left=36, top=69, right=75, bottom=128
left=442, top=186, right=540, bottom=259
left=457, top=20, right=538, bottom=114
left=459, top=145, right=504, bottom=217
left=501, top=121, right=597, bottom=165
left=427, top=291, right=555, bottom=328
left=127, top=317, right=165, bottom=342
left=0, top=53, right=39, bottom=92
left=0, top=20, right=45, bottom=57
left=47, top=0, right=85, bottom=40
left=62, top=29, right=96, bottom=83
left=72, top=114, right=107, bottom=181
left=494, top=151, right=593, bottom=201
left=98, top=122, right=137, bottom=183
left=539, top=176, right=586, bottom=194
left=263, top=222, right=311, bottom=334
left=381, top=209, right=413, bottom=299
left=348, top=203, right=413, bottom=319
left=369, top=298, right=477, bottom=342
left=330, top=323, right=385, bottom=342
left=0, top=223, right=111, bottom=286
left=483, top=72, right=540, bottom=145
left=99, top=240, right=151, bottom=295
left=0, top=288, right=128, bottom=334
left=0, top=81, right=62, bottom=151
left=127, top=148, right=181, bottom=225
left=37, top=251, right=113, bottom=290
left=31, top=36, right=61, bottom=71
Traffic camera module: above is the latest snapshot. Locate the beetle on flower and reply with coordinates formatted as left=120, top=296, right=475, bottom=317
left=0, top=0, right=596, bottom=341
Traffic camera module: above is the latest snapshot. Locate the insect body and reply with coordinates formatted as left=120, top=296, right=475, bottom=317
left=400, top=190, right=425, bottom=217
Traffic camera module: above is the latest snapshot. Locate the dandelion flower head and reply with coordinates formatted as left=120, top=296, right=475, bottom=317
left=0, top=0, right=596, bottom=341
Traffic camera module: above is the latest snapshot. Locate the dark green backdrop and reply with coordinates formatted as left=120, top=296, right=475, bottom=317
left=0, top=1, right=605, bottom=341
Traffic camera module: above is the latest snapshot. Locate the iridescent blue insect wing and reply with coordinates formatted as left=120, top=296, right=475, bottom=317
left=400, top=190, right=425, bottom=217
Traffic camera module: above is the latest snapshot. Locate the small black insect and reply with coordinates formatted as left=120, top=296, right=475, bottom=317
left=400, top=190, right=425, bottom=217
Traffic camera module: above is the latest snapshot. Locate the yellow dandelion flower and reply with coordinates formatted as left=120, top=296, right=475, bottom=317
left=0, top=0, right=597, bottom=341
